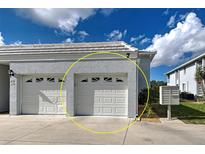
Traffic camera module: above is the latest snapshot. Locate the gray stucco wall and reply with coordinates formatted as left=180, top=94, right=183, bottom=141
left=138, top=57, right=151, bottom=93
left=0, top=65, right=9, bottom=112
left=10, top=59, right=138, bottom=118
left=9, top=75, right=20, bottom=115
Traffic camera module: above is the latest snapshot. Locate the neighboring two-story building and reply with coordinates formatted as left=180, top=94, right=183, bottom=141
left=166, top=52, right=205, bottom=96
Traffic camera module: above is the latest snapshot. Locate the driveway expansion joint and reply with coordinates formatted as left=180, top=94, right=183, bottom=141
left=122, top=118, right=131, bottom=145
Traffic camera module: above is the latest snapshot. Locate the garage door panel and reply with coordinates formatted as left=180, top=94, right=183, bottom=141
left=94, top=96, right=126, bottom=104
left=94, top=90, right=127, bottom=96
left=115, top=97, right=126, bottom=103
left=94, top=103, right=127, bottom=108
left=102, top=107, right=112, bottom=114
left=76, top=74, right=128, bottom=116
left=39, top=106, right=56, bottom=114
left=101, top=97, right=113, bottom=103
left=22, top=75, right=66, bottom=115
left=94, top=107, right=127, bottom=116
left=115, top=107, right=128, bottom=114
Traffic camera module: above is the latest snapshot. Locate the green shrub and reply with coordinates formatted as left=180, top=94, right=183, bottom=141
left=138, top=80, right=167, bottom=105
left=144, top=103, right=153, bottom=117
left=180, top=92, right=195, bottom=100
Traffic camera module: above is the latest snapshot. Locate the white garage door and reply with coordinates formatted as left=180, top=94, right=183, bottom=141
left=75, top=74, right=128, bottom=116
left=22, top=75, right=66, bottom=114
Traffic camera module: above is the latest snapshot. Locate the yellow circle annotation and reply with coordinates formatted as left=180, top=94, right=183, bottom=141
left=59, top=52, right=150, bottom=134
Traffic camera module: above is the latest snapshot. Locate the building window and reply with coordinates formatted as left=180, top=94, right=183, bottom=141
left=26, top=78, right=32, bottom=83
left=36, top=78, right=44, bottom=83
left=91, top=77, right=100, bottom=82
left=47, top=77, right=55, bottom=82
left=104, top=77, right=112, bottom=82
left=81, top=78, right=88, bottom=82
left=198, top=60, right=202, bottom=67
left=183, top=68, right=186, bottom=74
left=58, top=78, right=65, bottom=83
left=116, top=78, right=124, bottom=82
left=186, top=81, right=189, bottom=92
left=182, top=83, right=186, bottom=92
left=175, top=71, right=180, bottom=85
left=167, top=75, right=170, bottom=83
left=176, top=71, right=179, bottom=80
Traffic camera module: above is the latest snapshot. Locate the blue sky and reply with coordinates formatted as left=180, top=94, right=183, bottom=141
left=0, top=8, right=205, bottom=81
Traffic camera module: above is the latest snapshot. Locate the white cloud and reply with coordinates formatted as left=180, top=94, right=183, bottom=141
left=10, top=40, right=22, bottom=46
left=140, top=37, right=151, bottom=45
left=167, top=13, right=177, bottom=28
left=163, top=9, right=169, bottom=15
left=179, top=14, right=187, bottom=21
left=146, top=12, right=205, bottom=67
left=0, top=32, right=23, bottom=46
left=130, top=34, right=150, bottom=45
left=130, top=34, right=145, bottom=43
left=77, top=31, right=89, bottom=41
left=99, top=9, right=116, bottom=16
left=130, top=37, right=136, bottom=43
left=78, top=31, right=89, bottom=37
left=64, top=38, right=73, bottom=43
left=123, top=30, right=127, bottom=37
left=16, top=9, right=96, bottom=33
left=0, top=32, right=5, bottom=46
left=136, top=34, right=145, bottom=41
left=16, top=9, right=116, bottom=34
left=107, top=29, right=127, bottom=41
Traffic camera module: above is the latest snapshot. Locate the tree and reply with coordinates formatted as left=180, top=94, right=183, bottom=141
left=195, top=66, right=205, bottom=96
left=138, top=80, right=167, bottom=104
left=138, top=80, right=166, bottom=117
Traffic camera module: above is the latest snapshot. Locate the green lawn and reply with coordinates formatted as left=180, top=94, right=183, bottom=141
left=152, top=102, right=205, bottom=124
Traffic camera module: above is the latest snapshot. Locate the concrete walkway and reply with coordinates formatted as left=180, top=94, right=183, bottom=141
left=0, top=115, right=205, bottom=145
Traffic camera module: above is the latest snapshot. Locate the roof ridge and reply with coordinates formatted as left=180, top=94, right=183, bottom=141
left=0, top=41, right=125, bottom=48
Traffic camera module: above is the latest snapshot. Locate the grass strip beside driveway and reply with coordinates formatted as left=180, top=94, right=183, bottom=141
left=152, top=102, right=205, bottom=124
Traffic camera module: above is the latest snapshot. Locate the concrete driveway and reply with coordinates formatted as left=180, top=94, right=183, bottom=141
left=0, top=115, right=205, bottom=145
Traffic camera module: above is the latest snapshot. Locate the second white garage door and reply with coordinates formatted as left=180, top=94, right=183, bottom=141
left=75, top=74, right=128, bottom=116
left=22, top=75, right=66, bottom=114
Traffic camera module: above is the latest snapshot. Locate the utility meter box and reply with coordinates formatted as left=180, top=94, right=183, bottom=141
left=160, top=86, right=180, bottom=105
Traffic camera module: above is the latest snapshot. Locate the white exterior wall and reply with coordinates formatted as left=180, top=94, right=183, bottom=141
left=179, top=63, right=197, bottom=95
left=10, top=59, right=138, bottom=117
left=168, top=73, right=176, bottom=86
left=167, top=63, right=198, bottom=95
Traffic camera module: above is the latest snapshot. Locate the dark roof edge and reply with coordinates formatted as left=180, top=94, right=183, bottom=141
left=166, top=52, right=205, bottom=75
